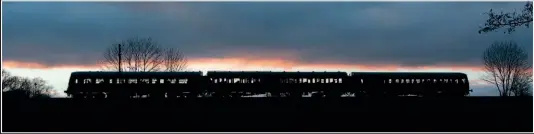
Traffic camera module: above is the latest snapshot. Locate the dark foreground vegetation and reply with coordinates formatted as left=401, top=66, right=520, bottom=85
left=3, top=96, right=532, bottom=132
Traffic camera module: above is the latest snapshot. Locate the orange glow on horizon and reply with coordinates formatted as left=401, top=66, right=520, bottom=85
left=2, top=58, right=484, bottom=73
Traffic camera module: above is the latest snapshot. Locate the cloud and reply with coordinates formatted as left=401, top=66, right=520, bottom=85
left=2, top=2, right=532, bottom=68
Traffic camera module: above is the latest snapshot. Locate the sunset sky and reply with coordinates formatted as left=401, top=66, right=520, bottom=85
left=2, top=2, right=533, bottom=97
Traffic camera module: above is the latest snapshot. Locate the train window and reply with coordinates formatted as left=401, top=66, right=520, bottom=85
left=128, top=79, right=138, bottom=84
left=360, top=79, right=363, bottom=83
left=140, top=79, right=150, bottom=84
left=117, top=79, right=126, bottom=84
left=96, top=79, right=105, bottom=84
left=179, top=79, right=188, bottom=84
left=108, top=79, right=113, bottom=84
left=455, top=79, right=459, bottom=84
left=160, top=79, right=165, bottom=84
left=433, top=79, right=437, bottom=83
left=75, top=79, right=79, bottom=84
left=167, top=79, right=177, bottom=84
left=339, top=78, right=342, bottom=83
left=462, top=79, right=466, bottom=83
left=84, top=79, right=92, bottom=84
left=321, top=79, right=325, bottom=84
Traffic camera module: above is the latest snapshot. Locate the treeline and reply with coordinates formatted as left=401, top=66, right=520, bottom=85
left=2, top=69, right=57, bottom=99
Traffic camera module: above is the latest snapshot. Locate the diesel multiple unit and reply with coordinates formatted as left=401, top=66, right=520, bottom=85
left=64, top=71, right=470, bottom=98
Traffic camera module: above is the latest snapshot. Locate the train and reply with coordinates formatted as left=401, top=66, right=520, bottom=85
left=64, top=71, right=471, bottom=98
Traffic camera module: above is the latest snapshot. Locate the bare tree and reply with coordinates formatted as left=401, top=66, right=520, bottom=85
left=163, top=48, right=188, bottom=72
left=101, top=37, right=167, bottom=72
left=479, top=2, right=533, bottom=34
left=2, top=69, right=19, bottom=91
left=482, top=41, right=532, bottom=96
left=2, top=69, right=55, bottom=98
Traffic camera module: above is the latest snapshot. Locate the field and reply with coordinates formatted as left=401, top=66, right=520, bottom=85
left=3, top=97, right=532, bottom=132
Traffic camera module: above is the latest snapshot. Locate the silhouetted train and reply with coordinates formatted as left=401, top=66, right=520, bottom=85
left=64, top=71, right=471, bottom=98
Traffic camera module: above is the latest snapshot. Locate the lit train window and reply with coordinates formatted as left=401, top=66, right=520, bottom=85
left=84, top=79, right=92, bottom=84
left=462, top=79, right=466, bottom=83
left=321, top=79, right=325, bottom=84
left=128, top=79, right=137, bottom=84
left=151, top=79, right=157, bottom=84
left=455, top=79, right=459, bottom=84
left=179, top=79, right=188, bottom=84
left=339, top=78, right=342, bottom=83
left=95, top=79, right=104, bottom=84
left=388, top=79, right=392, bottom=84
left=360, top=79, right=363, bottom=83
left=75, top=79, right=79, bottom=84
left=160, top=79, right=165, bottom=84
left=109, top=79, right=113, bottom=84
left=395, top=79, right=399, bottom=83
left=416, top=79, right=420, bottom=84
left=117, top=79, right=125, bottom=84
left=167, top=79, right=177, bottom=84
left=140, top=79, right=150, bottom=84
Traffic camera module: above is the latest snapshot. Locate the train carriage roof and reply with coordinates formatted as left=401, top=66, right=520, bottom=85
left=206, top=71, right=348, bottom=77
left=349, top=72, right=468, bottom=79
left=70, top=71, right=203, bottom=78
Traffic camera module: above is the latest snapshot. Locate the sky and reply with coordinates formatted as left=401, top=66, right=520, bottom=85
left=2, top=2, right=533, bottom=97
